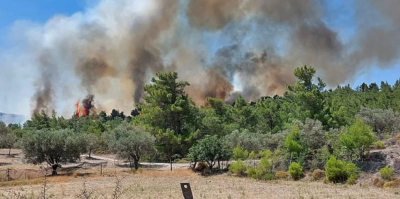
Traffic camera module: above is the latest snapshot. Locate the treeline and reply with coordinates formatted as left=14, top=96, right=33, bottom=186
left=1, top=66, right=400, bottom=182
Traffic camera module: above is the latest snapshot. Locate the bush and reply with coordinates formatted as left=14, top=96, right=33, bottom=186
left=312, top=169, right=326, bottom=180
left=374, top=141, right=385, bottom=149
left=233, top=146, right=248, bottom=160
left=275, top=171, right=289, bottom=179
left=264, top=173, right=275, bottom=181
left=229, top=160, right=247, bottom=176
left=288, top=162, right=303, bottom=180
left=347, top=175, right=357, bottom=185
left=325, top=156, right=359, bottom=183
left=247, top=168, right=261, bottom=179
left=379, top=166, right=395, bottom=180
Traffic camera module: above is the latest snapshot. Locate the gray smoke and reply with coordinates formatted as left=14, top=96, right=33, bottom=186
left=0, top=0, right=400, bottom=117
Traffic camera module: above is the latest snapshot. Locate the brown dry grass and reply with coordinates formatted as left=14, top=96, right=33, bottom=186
left=0, top=169, right=398, bottom=199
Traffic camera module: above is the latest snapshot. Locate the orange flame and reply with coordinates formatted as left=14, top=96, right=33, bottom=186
left=76, top=101, right=80, bottom=117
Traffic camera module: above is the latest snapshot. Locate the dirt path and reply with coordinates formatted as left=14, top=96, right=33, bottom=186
left=87, top=154, right=191, bottom=170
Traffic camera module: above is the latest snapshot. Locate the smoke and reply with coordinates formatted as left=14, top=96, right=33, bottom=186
left=1, top=0, right=400, bottom=117
left=82, top=94, right=95, bottom=115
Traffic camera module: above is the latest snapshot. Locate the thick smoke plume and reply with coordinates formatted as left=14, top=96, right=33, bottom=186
left=1, top=0, right=400, bottom=117
left=82, top=95, right=95, bottom=116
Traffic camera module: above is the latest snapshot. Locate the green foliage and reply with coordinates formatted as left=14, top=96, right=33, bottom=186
left=288, top=162, right=303, bottom=180
left=264, top=173, right=275, bottom=181
left=20, top=129, right=85, bottom=166
left=324, top=156, right=358, bottom=183
left=285, top=125, right=304, bottom=162
left=247, top=150, right=283, bottom=180
left=224, top=129, right=268, bottom=153
left=247, top=168, right=262, bottom=179
left=340, top=117, right=375, bottom=160
left=10, top=67, right=400, bottom=181
left=229, top=160, right=247, bottom=176
left=310, top=146, right=331, bottom=170
left=347, top=175, right=357, bottom=185
left=107, top=122, right=156, bottom=169
left=82, top=133, right=99, bottom=158
left=359, top=107, right=400, bottom=138
left=233, top=145, right=248, bottom=160
left=187, top=135, right=231, bottom=169
left=374, top=141, right=385, bottom=149
left=379, top=166, right=395, bottom=180
left=140, top=72, right=199, bottom=158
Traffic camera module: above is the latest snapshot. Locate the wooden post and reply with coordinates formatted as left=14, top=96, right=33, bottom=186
left=7, top=168, right=10, bottom=181
left=100, top=163, right=103, bottom=175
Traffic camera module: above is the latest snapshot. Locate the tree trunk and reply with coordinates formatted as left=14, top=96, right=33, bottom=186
left=88, top=149, right=92, bottom=158
left=8, top=147, right=11, bottom=156
left=218, top=160, right=220, bottom=170
left=133, top=158, right=139, bottom=170
left=51, top=164, right=59, bottom=176
left=192, top=161, right=197, bottom=170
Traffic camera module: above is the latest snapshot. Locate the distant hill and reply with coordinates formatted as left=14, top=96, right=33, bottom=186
left=0, top=112, right=27, bottom=124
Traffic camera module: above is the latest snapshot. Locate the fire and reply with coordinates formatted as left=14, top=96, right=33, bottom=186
left=75, top=100, right=89, bottom=118
left=75, top=101, right=80, bottom=117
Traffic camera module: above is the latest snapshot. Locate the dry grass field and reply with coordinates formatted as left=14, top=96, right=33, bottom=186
left=0, top=149, right=399, bottom=199
left=0, top=169, right=399, bottom=199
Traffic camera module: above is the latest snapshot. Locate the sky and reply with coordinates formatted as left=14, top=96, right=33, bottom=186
left=0, top=0, right=399, bottom=117
left=0, top=0, right=396, bottom=86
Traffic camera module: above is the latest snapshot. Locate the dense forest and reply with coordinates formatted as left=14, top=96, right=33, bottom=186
left=1, top=65, right=400, bottom=182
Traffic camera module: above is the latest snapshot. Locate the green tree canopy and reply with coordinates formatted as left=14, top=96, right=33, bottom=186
left=107, top=122, right=156, bottom=169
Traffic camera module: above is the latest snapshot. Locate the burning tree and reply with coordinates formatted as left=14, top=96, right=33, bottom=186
left=20, top=129, right=86, bottom=175
left=76, top=95, right=95, bottom=117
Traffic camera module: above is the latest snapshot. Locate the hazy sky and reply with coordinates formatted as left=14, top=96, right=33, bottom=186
left=0, top=0, right=399, bottom=116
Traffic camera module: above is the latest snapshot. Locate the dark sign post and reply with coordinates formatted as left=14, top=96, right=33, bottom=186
left=180, top=183, right=193, bottom=199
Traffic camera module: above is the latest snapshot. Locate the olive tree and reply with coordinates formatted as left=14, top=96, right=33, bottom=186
left=107, top=122, right=155, bottom=170
left=20, top=129, right=85, bottom=175
left=0, top=133, right=16, bottom=156
left=224, top=129, right=268, bottom=152
left=82, top=133, right=99, bottom=158
left=188, top=135, right=231, bottom=170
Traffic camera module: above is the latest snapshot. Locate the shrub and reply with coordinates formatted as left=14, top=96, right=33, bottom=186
left=247, top=168, right=260, bottom=179
left=233, top=146, right=248, bottom=160
left=312, top=169, right=326, bottom=180
left=339, top=117, right=375, bottom=161
left=345, top=162, right=359, bottom=180
left=275, top=171, right=289, bottom=179
left=379, top=166, right=395, bottom=180
left=325, top=156, right=359, bottom=183
left=374, top=141, right=385, bottom=149
left=229, top=160, right=247, bottom=176
left=288, top=162, right=303, bottom=180
left=264, top=173, right=275, bottom=181
left=347, top=175, right=357, bottom=185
